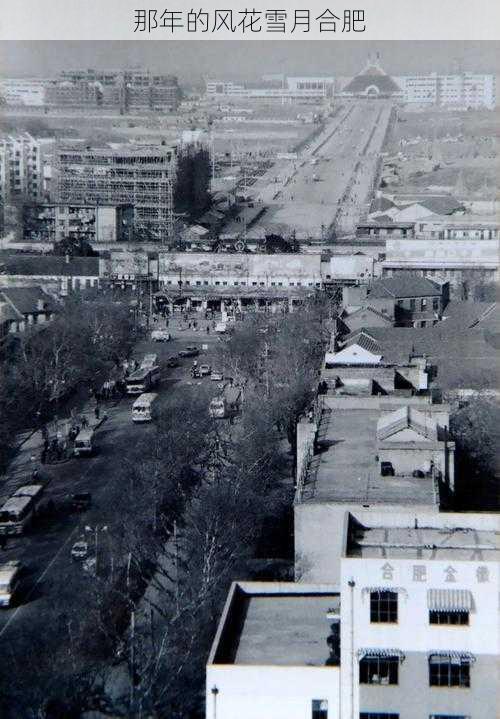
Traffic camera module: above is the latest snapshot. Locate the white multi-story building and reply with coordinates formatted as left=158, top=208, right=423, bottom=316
left=205, top=76, right=334, bottom=103
left=398, top=73, right=496, bottom=109
left=0, top=133, right=43, bottom=204
left=207, top=510, right=499, bottom=719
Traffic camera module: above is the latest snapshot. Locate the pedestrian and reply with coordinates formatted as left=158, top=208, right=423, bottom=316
left=166, top=318, right=169, bottom=327
left=95, top=405, right=100, bottom=420
left=206, top=325, right=210, bottom=334
left=0, top=535, right=7, bottom=550
left=81, top=416, right=88, bottom=429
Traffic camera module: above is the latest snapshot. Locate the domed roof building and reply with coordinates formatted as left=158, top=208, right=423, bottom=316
left=341, top=53, right=403, bottom=99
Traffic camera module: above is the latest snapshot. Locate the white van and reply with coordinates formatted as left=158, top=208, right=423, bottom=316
left=0, top=561, right=22, bottom=607
left=132, top=393, right=158, bottom=423
left=73, top=429, right=94, bottom=457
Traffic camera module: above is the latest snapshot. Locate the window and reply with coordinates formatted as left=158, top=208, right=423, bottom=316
left=360, top=656, right=399, bottom=685
left=410, top=299, right=416, bottom=310
left=215, top=281, right=220, bottom=286
left=196, top=281, right=201, bottom=286
left=204, top=281, right=209, bottom=286
left=433, top=297, right=439, bottom=310
left=421, top=298, right=427, bottom=310
left=312, top=700, right=328, bottom=719
left=429, top=656, right=471, bottom=687
left=429, top=715, right=470, bottom=719
left=252, top=282, right=257, bottom=286
left=370, top=591, right=398, bottom=623
left=430, top=610, right=469, bottom=625
left=360, top=714, right=399, bottom=719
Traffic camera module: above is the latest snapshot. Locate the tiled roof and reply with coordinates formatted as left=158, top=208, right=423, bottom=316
left=369, top=197, right=396, bottom=213
left=0, top=301, right=22, bottom=323
left=4, top=255, right=100, bottom=277
left=369, top=275, right=441, bottom=299
left=347, top=331, right=383, bottom=355
left=346, top=305, right=393, bottom=324
left=1, top=286, right=57, bottom=316
left=399, top=196, right=464, bottom=215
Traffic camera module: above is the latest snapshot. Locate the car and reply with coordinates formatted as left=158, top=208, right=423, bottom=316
left=199, top=364, right=211, bottom=377
left=71, top=540, right=89, bottom=561
left=71, top=492, right=92, bottom=512
left=151, top=330, right=171, bottom=342
left=179, top=346, right=199, bottom=358
left=211, top=370, right=223, bottom=381
left=166, top=356, right=179, bottom=368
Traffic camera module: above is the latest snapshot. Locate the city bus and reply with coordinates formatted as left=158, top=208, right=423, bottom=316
left=0, top=561, right=22, bottom=608
left=132, top=393, right=159, bottom=423
left=125, top=366, right=161, bottom=395
left=0, top=484, right=44, bottom=536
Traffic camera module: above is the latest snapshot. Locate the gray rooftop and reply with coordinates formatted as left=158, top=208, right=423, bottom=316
left=300, top=408, right=437, bottom=507
left=347, top=525, right=500, bottom=561
left=230, top=594, right=340, bottom=666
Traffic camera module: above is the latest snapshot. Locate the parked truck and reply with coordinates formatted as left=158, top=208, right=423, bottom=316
left=209, top=385, right=242, bottom=419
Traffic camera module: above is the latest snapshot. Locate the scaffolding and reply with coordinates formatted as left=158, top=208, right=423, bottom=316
left=54, top=142, right=176, bottom=244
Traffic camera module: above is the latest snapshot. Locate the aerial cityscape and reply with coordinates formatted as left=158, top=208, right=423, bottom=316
left=0, top=40, right=498, bottom=719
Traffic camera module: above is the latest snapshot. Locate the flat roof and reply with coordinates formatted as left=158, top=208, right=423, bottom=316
left=347, top=525, right=500, bottom=561
left=299, top=408, right=436, bottom=507
left=212, top=585, right=340, bottom=667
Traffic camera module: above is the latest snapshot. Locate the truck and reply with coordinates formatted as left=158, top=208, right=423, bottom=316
left=209, top=385, right=242, bottom=419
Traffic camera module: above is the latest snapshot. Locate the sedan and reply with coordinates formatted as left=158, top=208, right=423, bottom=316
left=178, top=346, right=199, bottom=358
left=71, top=540, right=89, bottom=561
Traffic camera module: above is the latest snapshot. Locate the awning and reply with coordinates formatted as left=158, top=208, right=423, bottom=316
left=427, top=589, right=473, bottom=613
left=357, top=647, right=405, bottom=661
left=428, top=651, right=476, bottom=664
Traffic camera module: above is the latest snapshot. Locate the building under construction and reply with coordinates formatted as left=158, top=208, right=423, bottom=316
left=45, top=68, right=180, bottom=112
left=55, top=143, right=177, bottom=243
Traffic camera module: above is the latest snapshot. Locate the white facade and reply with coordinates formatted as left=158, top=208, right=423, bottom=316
left=0, top=78, right=47, bottom=106
left=397, top=73, right=496, bottom=109
left=206, top=76, right=334, bottom=102
left=0, top=133, right=43, bottom=204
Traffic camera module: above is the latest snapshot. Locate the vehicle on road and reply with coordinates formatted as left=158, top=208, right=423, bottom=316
left=166, top=356, right=180, bottom=368
left=179, top=346, right=199, bottom=358
left=0, top=561, right=22, bottom=608
left=73, top=428, right=95, bottom=457
left=126, top=366, right=161, bottom=395
left=210, top=370, right=223, bottom=381
left=71, top=492, right=92, bottom=512
left=132, top=393, right=158, bottom=423
left=198, top=364, right=211, bottom=377
left=209, top=385, right=242, bottom=419
left=0, top=485, right=44, bottom=536
left=71, top=540, right=89, bottom=561
left=151, top=330, right=171, bottom=342
left=312, top=174, right=320, bottom=182
left=215, top=322, right=227, bottom=333
left=141, top=353, right=158, bottom=368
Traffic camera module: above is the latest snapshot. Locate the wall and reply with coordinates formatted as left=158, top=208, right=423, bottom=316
left=206, top=665, right=340, bottom=719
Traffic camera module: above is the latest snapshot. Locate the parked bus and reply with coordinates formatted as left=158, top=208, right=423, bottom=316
left=126, top=366, right=161, bottom=395
left=132, top=393, right=159, bottom=423
left=0, top=484, right=44, bottom=536
left=0, top=561, right=22, bottom=608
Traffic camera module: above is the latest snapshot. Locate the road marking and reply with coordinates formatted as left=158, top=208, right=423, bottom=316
left=0, top=523, right=81, bottom=639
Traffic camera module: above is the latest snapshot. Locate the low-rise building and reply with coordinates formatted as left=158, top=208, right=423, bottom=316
left=0, top=255, right=101, bottom=296
left=0, top=285, right=57, bottom=334
left=23, top=202, right=134, bottom=244
left=368, top=276, right=447, bottom=328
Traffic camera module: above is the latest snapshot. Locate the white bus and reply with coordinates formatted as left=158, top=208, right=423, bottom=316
left=126, top=366, right=161, bottom=395
left=0, top=561, right=22, bottom=608
left=0, top=484, right=44, bottom=536
left=132, top=393, right=159, bottom=423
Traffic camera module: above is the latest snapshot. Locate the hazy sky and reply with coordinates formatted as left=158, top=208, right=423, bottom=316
left=1, top=41, right=499, bottom=85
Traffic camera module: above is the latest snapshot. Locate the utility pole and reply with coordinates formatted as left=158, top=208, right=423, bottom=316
left=130, top=609, right=135, bottom=711
left=173, top=520, right=180, bottom=615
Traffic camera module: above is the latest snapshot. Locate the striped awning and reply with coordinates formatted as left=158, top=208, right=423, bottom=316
left=428, top=651, right=476, bottom=664
left=357, top=647, right=406, bottom=661
left=427, top=589, right=473, bottom=612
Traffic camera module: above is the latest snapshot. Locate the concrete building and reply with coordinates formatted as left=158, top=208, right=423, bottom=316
left=45, top=68, right=179, bottom=112
left=206, top=582, right=341, bottom=719
left=23, top=202, right=134, bottom=244
left=0, top=133, right=43, bottom=205
left=397, top=72, right=496, bottom=109
left=340, top=55, right=403, bottom=100
left=368, top=276, right=447, bottom=328
left=0, top=78, right=48, bottom=106
left=382, top=238, right=499, bottom=299
left=205, top=76, right=334, bottom=103
left=208, top=512, right=499, bottom=719
left=55, top=143, right=177, bottom=242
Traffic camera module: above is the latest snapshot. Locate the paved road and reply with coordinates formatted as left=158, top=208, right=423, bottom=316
left=0, top=327, right=226, bottom=645
left=247, top=101, right=394, bottom=240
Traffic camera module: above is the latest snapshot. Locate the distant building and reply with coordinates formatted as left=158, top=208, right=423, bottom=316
left=398, top=72, right=496, bottom=109
left=340, top=54, right=403, bottom=100
left=23, top=202, right=134, bottom=244
left=45, top=68, right=180, bottom=112
left=205, top=75, right=334, bottom=103
left=0, top=133, right=43, bottom=206
left=55, top=143, right=177, bottom=242
left=0, top=78, right=48, bottom=107
left=367, top=275, right=447, bottom=327
left=0, top=255, right=101, bottom=296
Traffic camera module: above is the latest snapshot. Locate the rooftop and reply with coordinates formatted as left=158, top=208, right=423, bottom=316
left=369, top=275, right=441, bottom=299
left=3, top=255, right=100, bottom=278
left=299, top=407, right=437, bottom=507
left=210, top=583, right=340, bottom=667
left=347, top=525, right=500, bottom=561
left=0, top=286, right=57, bottom=315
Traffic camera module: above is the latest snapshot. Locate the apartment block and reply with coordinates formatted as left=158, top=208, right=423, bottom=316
left=23, top=202, right=134, bottom=244
left=397, top=73, right=496, bottom=109
left=55, top=143, right=177, bottom=242
left=0, top=133, right=43, bottom=204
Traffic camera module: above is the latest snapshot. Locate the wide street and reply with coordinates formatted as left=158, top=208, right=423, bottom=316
left=248, top=101, right=394, bottom=239
left=0, top=323, right=226, bottom=648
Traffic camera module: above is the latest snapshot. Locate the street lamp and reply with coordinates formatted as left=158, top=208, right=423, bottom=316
left=211, top=685, right=219, bottom=719
left=85, top=524, right=108, bottom=575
